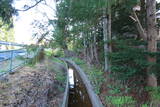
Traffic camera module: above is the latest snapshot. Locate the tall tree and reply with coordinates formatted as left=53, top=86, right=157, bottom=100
left=146, top=0, right=157, bottom=87
left=103, top=0, right=115, bottom=72
left=0, top=0, right=16, bottom=24
left=103, top=8, right=109, bottom=72
left=132, top=0, right=158, bottom=88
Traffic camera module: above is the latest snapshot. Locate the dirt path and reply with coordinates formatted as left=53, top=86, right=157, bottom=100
left=0, top=59, right=66, bottom=107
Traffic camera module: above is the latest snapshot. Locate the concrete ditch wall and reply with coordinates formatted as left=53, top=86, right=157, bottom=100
left=62, top=59, right=104, bottom=107
left=54, top=61, right=69, bottom=107
left=61, top=64, right=69, bottom=107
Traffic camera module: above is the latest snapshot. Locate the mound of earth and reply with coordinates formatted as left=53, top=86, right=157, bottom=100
left=0, top=59, right=66, bottom=107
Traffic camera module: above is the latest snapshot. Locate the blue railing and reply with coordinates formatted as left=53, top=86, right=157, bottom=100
left=0, top=49, right=26, bottom=62
left=0, top=41, right=26, bottom=47
left=0, top=41, right=36, bottom=75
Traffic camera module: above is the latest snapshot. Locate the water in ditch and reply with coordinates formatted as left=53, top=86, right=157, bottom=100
left=68, top=68, right=92, bottom=107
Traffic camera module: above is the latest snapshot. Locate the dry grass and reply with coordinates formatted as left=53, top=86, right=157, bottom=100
left=0, top=58, right=66, bottom=107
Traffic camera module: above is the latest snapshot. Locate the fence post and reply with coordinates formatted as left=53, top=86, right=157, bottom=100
left=26, top=50, right=29, bottom=64
left=9, top=50, right=13, bottom=72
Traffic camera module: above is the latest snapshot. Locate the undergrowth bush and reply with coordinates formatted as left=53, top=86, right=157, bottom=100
left=109, top=39, right=160, bottom=85
left=105, top=95, right=135, bottom=107
left=52, top=48, right=64, bottom=57
left=44, top=48, right=53, bottom=57
left=109, top=39, right=148, bottom=83
left=109, top=39, right=160, bottom=105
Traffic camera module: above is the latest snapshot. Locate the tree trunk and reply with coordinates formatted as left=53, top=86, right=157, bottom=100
left=108, top=3, right=112, bottom=73
left=93, top=34, right=100, bottom=64
left=146, top=0, right=157, bottom=88
left=140, top=0, right=146, bottom=28
left=83, top=36, right=87, bottom=61
left=108, top=3, right=112, bottom=53
left=103, top=9, right=109, bottom=72
left=146, top=2, right=158, bottom=106
left=147, top=40, right=157, bottom=87
left=63, top=43, right=69, bottom=57
left=90, top=43, right=94, bottom=62
left=86, top=47, right=91, bottom=65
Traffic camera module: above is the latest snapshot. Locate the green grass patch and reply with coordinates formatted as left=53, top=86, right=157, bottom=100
left=52, top=57, right=67, bottom=92
left=105, top=96, right=135, bottom=107
left=142, top=104, right=148, bottom=107
left=52, top=57, right=66, bottom=65
left=145, top=86, right=160, bottom=105
left=52, top=48, right=64, bottom=57
left=71, top=57, right=105, bottom=94
left=0, top=70, right=6, bottom=73
left=44, top=48, right=53, bottom=57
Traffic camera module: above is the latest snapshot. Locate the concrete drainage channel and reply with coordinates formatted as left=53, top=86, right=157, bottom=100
left=61, top=59, right=104, bottom=107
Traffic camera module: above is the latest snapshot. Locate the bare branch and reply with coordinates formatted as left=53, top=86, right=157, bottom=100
left=16, top=0, right=44, bottom=11
left=129, top=16, right=137, bottom=22
left=36, top=31, right=50, bottom=44
left=132, top=11, right=147, bottom=40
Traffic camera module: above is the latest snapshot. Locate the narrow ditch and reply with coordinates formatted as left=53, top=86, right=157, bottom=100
left=68, top=68, right=92, bottom=107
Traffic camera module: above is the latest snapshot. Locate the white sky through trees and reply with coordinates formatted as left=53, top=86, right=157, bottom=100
left=13, top=0, right=160, bottom=44
left=13, top=0, right=56, bottom=44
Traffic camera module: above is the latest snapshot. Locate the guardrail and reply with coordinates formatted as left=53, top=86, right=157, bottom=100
left=0, top=49, right=26, bottom=62
left=0, top=42, right=39, bottom=76
left=0, top=41, right=26, bottom=47
left=0, top=49, right=28, bottom=75
left=0, top=48, right=40, bottom=75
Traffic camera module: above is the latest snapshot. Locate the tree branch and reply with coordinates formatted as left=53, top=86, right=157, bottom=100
left=131, top=11, right=147, bottom=40
left=16, top=0, right=44, bottom=11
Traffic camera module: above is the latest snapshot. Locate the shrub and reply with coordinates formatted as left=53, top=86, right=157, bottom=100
left=52, top=48, right=64, bottom=57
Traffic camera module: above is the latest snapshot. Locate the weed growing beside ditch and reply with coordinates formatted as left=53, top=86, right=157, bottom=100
left=71, top=57, right=139, bottom=106
left=71, top=57, right=105, bottom=94
left=51, top=57, right=67, bottom=92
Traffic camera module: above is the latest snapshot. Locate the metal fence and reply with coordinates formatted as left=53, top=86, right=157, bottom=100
left=0, top=41, right=36, bottom=75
